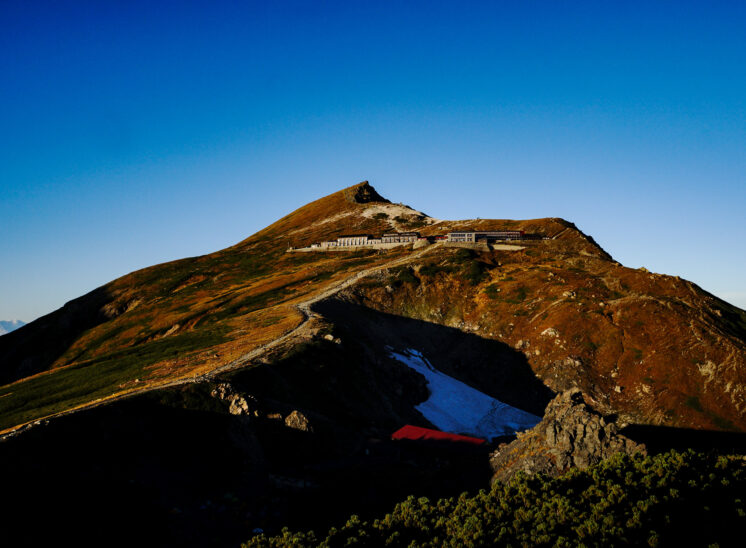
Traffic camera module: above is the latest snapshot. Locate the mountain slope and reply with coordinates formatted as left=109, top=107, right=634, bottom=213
left=0, top=182, right=433, bottom=431
left=0, top=181, right=744, bottom=435
left=343, top=241, right=746, bottom=430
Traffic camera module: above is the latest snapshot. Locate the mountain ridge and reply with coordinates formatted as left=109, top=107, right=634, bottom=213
left=0, top=181, right=744, bottom=435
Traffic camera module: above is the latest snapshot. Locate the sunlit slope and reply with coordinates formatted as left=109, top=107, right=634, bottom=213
left=348, top=240, right=746, bottom=431
left=0, top=182, right=412, bottom=430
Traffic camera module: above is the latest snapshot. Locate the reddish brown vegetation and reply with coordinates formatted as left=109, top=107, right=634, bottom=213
left=0, top=181, right=744, bottom=433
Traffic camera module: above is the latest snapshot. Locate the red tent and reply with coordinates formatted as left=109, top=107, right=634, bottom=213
left=391, top=424, right=485, bottom=445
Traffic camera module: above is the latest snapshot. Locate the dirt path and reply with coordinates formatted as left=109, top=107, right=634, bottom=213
left=1, top=244, right=441, bottom=440
left=552, top=227, right=571, bottom=240
left=202, top=243, right=442, bottom=378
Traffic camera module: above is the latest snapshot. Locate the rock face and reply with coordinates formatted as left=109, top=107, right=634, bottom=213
left=490, top=389, right=645, bottom=483
left=344, top=180, right=389, bottom=204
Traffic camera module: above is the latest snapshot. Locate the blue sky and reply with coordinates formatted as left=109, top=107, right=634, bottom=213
left=1, top=0, right=745, bottom=322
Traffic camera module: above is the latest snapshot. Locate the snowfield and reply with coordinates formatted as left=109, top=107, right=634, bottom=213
left=388, top=348, right=540, bottom=440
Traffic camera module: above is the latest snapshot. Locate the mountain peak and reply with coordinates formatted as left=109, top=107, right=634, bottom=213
left=343, top=181, right=390, bottom=204
left=0, top=320, right=25, bottom=336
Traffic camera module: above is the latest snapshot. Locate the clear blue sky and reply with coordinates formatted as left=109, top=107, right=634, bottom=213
left=2, top=0, right=745, bottom=322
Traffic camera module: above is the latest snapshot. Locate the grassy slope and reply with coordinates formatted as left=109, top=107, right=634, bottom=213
left=0, top=183, right=409, bottom=431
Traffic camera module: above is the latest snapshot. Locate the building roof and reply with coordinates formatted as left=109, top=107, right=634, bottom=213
left=391, top=424, right=485, bottom=445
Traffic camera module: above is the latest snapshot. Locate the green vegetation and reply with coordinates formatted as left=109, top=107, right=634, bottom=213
left=347, top=249, right=377, bottom=259
left=584, top=340, right=600, bottom=352
left=440, top=249, right=490, bottom=285
left=685, top=396, right=703, bottom=412
left=500, top=285, right=529, bottom=304
left=244, top=450, right=746, bottom=547
left=484, top=284, right=500, bottom=299
left=201, top=287, right=296, bottom=326
left=418, top=250, right=496, bottom=286
left=388, top=266, right=419, bottom=287
left=711, top=414, right=737, bottom=431
left=451, top=248, right=474, bottom=263
left=0, top=326, right=229, bottom=430
left=373, top=212, right=389, bottom=220
left=463, top=260, right=487, bottom=285
left=683, top=396, right=738, bottom=431
left=419, top=263, right=458, bottom=277
left=405, top=219, right=427, bottom=229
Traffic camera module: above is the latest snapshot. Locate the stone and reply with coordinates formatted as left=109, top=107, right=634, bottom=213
left=284, top=410, right=313, bottom=432
left=211, top=382, right=259, bottom=417
left=490, top=388, right=645, bottom=483
left=229, top=397, right=251, bottom=416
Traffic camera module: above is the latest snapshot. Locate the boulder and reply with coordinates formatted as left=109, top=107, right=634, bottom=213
left=490, top=388, right=645, bottom=483
left=284, top=410, right=313, bottom=432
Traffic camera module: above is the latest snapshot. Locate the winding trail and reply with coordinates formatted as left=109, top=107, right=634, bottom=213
left=1, top=244, right=441, bottom=440
left=203, top=243, right=440, bottom=379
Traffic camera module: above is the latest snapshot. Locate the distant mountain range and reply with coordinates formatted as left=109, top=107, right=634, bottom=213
left=0, top=320, right=25, bottom=336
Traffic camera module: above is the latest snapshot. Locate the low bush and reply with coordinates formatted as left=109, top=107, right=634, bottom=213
left=243, top=450, right=746, bottom=547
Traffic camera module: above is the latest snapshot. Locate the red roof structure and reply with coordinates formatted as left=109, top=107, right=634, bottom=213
left=391, top=425, right=485, bottom=445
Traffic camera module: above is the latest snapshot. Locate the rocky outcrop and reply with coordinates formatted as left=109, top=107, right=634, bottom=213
left=344, top=180, right=389, bottom=204
left=490, top=389, right=645, bottom=483
left=211, top=383, right=315, bottom=432
left=211, top=383, right=260, bottom=417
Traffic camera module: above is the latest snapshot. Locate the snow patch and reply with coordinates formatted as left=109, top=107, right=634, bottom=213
left=388, top=347, right=540, bottom=440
